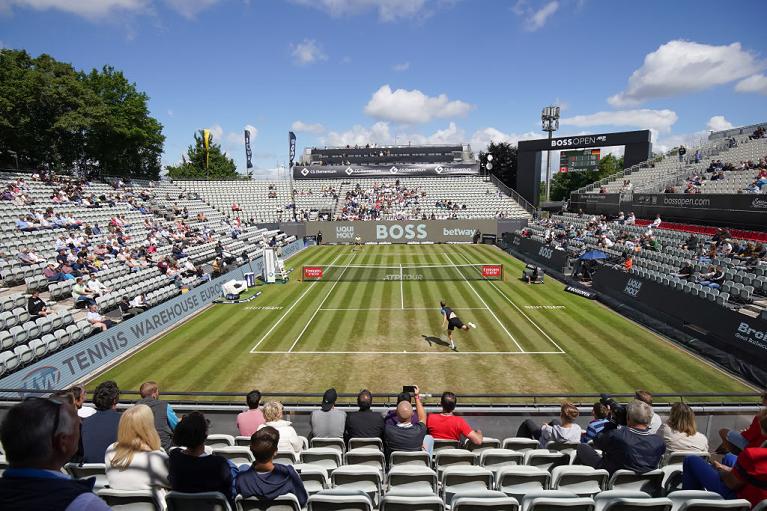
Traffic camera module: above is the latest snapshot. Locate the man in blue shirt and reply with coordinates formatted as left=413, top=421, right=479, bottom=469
left=0, top=397, right=111, bottom=511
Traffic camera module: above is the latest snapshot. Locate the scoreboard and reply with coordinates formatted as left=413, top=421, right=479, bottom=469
left=559, top=149, right=600, bottom=173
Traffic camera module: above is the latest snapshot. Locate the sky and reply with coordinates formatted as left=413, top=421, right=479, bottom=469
left=1, top=0, right=766, bottom=177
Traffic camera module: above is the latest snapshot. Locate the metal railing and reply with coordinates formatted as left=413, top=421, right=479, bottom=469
left=487, top=173, right=537, bottom=217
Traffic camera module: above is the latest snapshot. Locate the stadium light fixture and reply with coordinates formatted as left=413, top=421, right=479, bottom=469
left=541, top=106, right=560, bottom=203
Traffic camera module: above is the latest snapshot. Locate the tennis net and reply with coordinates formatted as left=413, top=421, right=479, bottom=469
left=301, top=263, right=503, bottom=282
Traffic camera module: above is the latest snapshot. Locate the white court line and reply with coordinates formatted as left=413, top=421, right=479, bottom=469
left=287, top=252, right=356, bottom=352
left=400, top=264, right=404, bottom=309
left=454, top=248, right=566, bottom=354
left=254, top=351, right=565, bottom=355
left=249, top=251, right=345, bottom=353
left=319, top=307, right=490, bottom=311
left=442, top=251, right=525, bottom=352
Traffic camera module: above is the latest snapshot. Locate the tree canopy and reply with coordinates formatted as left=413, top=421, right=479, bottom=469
left=479, top=142, right=518, bottom=189
left=0, top=49, right=164, bottom=179
left=165, top=131, right=238, bottom=179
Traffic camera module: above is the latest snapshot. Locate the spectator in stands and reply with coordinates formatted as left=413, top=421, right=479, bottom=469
left=634, top=390, right=662, bottom=433
left=682, top=234, right=700, bottom=251
left=658, top=402, right=709, bottom=453
left=169, top=411, right=235, bottom=506
left=718, top=393, right=767, bottom=455
left=682, top=412, right=767, bottom=507
left=0, top=397, right=111, bottom=511
left=258, top=401, right=303, bottom=455
left=517, top=401, right=582, bottom=447
left=136, top=381, right=179, bottom=452
left=700, top=265, right=725, bottom=289
left=384, top=385, right=431, bottom=457
left=130, top=294, right=148, bottom=312
left=27, top=290, right=50, bottom=320
left=582, top=402, right=610, bottom=443
left=17, top=246, right=43, bottom=265
left=344, top=389, right=385, bottom=442
left=72, top=277, right=97, bottom=306
left=625, top=212, right=636, bottom=225
left=426, top=391, right=483, bottom=446
left=310, top=388, right=346, bottom=439
left=623, top=254, right=633, bottom=272
left=237, top=390, right=266, bottom=437
left=650, top=214, right=662, bottom=228
left=574, top=399, right=665, bottom=475
left=71, top=385, right=96, bottom=419
left=105, top=404, right=170, bottom=500
left=86, top=303, right=115, bottom=332
left=86, top=274, right=110, bottom=297
left=385, top=392, right=419, bottom=426
left=118, top=296, right=143, bottom=319
left=81, top=380, right=121, bottom=463
left=235, top=426, right=308, bottom=507
left=678, top=145, right=687, bottom=162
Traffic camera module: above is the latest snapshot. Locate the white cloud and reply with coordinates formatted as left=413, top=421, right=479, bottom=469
left=244, top=124, right=258, bottom=139
left=164, top=0, right=221, bottom=19
left=364, top=85, right=473, bottom=124
left=292, top=121, right=325, bottom=134
left=706, top=115, right=733, bottom=132
left=469, top=127, right=541, bottom=152
left=609, top=40, right=765, bottom=106
left=1, top=0, right=148, bottom=20
left=735, top=74, right=767, bottom=95
left=513, top=0, right=559, bottom=31
left=392, top=62, right=410, bottom=72
left=323, top=122, right=392, bottom=147
left=290, top=39, right=327, bottom=65
left=167, top=109, right=174, bottom=117
left=560, top=108, right=679, bottom=133
left=207, top=124, right=224, bottom=145
left=290, top=0, right=428, bottom=22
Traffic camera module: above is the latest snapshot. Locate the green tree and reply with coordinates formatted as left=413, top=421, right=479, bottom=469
left=166, top=131, right=238, bottom=179
left=478, top=142, right=517, bottom=189
left=549, top=153, right=624, bottom=201
left=0, top=49, right=164, bottom=178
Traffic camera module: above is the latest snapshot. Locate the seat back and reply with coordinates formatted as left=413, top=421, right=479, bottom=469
left=311, top=437, right=346, bottom=453
left=609, top=470, right=664, bottom=497
left=678, top=501, right=752, bottom=511
left=603, top=498, right=672, bottom=511
left=452, top=490, right=520, bottom=510
left=666, top=491, right=722, bottom=511
left=307, top=489, right=373, bottom=511
left=300, top=448, right=343, bottom=472
left=206, top=434, right=235, bottom=449
left=380, top=493, right=444, bottom=511
left=235, top=493, right=302, bottom=511
left=387, top=465, right=438, bottom=494
left=524, top=449, right=570, bottom=472
left=526, top=497, right=595, bottom=511
left=97, top=488, right=158, bottom=511
left=467, top=437, right=502, bottom=454
left=166, top=491, right=232, bottom=511
left=434, top=448, right=476, bottom=478
left=496, top=466, right=551, bottom=500
left=212, top=446, right=254, bottom=466
left=348, top=438, right=383, bottom=451
left=390, top=450, right=431, bottom=468
left=502, top=437, right=540, bottom=452
left=344, top=448, right=385, bottom=474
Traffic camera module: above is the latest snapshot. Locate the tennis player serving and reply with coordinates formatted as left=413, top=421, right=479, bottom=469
left=440, top=300, right=476, bottom=351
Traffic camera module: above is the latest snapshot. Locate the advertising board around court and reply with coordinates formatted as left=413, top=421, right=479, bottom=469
left=305, top=219, right=499, bottom=244
left=293, top=163, right=479, bottom=180
left=507, top=234, right=570, bottom=272
left=0, top=240, right=306, bottom=396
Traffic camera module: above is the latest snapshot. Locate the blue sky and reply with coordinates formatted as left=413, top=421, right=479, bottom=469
left=1, top=0, right=766, bottom=176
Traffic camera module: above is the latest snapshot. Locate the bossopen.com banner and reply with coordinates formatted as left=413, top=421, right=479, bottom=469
left=305, top=219, right=498, bottom=243
left=0, top=240, right=305, bottom=396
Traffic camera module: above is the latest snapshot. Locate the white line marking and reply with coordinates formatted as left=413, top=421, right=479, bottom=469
left=442, top=251, right=524, bottom=352
left=318, top=307, right=490, bottom=311
left=249, top=251, right=345, bottom=353
left=254, top=351, right=565, bottom=355
left=454, top=249, right=566, bottom=354
left=400, top=264, right=404, bottom=309
left=287, top=253, right=356, bottom=352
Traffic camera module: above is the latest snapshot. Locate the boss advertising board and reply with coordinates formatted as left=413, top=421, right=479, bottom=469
left=0, top=240, right=306, bottom=396
left=591, top=265, right=767, bottom=384
left=305, top=219, right=498, bottom=244
left=293, top=163, right=480, bottom=180
left=507, top=234, right=570, bottom=271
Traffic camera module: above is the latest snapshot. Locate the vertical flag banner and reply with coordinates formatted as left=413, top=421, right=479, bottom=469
left=289, top=131, right=296, bottom=168
left=202, top=129, right=211, bottom=170
left=244, top=129, right=253, bottom=169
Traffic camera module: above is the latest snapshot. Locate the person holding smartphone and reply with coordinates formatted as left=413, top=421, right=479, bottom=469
left=383, top=385, right=433, bottom=458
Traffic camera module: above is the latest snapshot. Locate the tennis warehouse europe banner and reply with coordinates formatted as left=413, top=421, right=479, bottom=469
left=0, top=240, right=305, bottom=396
left=305, top=219, right=498, bottom=243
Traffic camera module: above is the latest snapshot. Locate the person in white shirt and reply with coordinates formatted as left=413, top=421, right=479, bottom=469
left=86, top=303, right=115, bottom=332
left=105, top=404, right=170, bottom=502
left=86, top=275, right=110, bottom=297
left=257, top=400, right=303, bottom=455
left=72, top=385, right=96, bottom=419
left=130, top=293, right=148, bottom=310
left=635, top=390, right=663, bottom=434
left=658, top=402, right=709, bottom=453
left=516, top=401, right=583, bottom=447
left=626, top=212, right=636, bottom=225
left=651, top=214, right=662, bottom=228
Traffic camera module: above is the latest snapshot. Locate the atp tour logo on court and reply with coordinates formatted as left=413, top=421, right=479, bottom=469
left=623, top=278, right=643, bottom=297
left=336, top=225, right=355, bottom=240
left=303, top=267, right=324, bottom=279
left=481, top=265, right=502, bottom=278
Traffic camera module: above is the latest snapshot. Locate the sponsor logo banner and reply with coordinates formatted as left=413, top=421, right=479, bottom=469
left=481, top=265, right=502, bottom=278
left=623, top=278, right=643, bottom=297
left=0, top=240, right=306, bottom=395
left=564, top=286, right=597, bottom=300
left=303, top=266, right=324, bottom=279
left=293, top=163, right=479, bottom=179
left=306, top=220, right=497, bottom=243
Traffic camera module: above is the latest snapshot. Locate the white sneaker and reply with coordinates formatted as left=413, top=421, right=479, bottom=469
left=449, top=341, right=456, bottom=350
left=468, top=322, right=477, bottom=328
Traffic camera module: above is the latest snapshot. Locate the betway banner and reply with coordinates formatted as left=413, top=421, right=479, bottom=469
left=0, top=240, right=306, bottom=396
left=293, top=163, right=479, bottom=180
left=305, top=219, right=498, bottom=243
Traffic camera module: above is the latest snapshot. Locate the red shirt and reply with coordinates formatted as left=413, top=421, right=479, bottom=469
left=742, top=415, right=767, bottom=448
left=426, top=413, right=472, bottom=441
left=733, top=447, right=767, bottom=507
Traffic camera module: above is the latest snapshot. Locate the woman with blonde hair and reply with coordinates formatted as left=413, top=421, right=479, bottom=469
left=517, top=401, right=583, bottom=447
left=257, top=400, right=303, bottom=454
left=105, top=404, right=170, bottom=497
left=659, top=402, right=708, bottom=453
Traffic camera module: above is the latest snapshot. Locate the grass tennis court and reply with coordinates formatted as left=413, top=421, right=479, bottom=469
left=89, top=244, right=753, bottom=396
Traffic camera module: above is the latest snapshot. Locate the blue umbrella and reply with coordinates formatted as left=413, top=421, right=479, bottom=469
left=580, top=249, right=608, bottom=260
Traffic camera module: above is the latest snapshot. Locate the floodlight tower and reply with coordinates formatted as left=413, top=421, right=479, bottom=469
left=541, top=106, right=560, bottom=203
